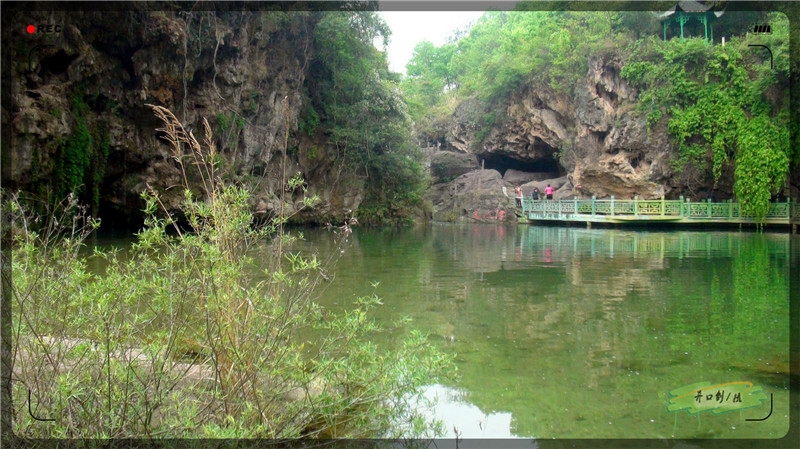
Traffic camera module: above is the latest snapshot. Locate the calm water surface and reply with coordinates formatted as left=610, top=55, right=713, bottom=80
left=288, top=224, right=791, bottom=440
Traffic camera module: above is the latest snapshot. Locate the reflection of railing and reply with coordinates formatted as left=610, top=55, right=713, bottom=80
left=521, top=226, right=790, bottom=260
left=521, top=196, right=794, bottom=225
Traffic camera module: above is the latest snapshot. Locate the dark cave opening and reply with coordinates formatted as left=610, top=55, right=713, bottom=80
left=97, top=200, right=145, bottom=234
left=480, top=153, right=562, bottom=177
left=39, top=50, right=77, bottom=76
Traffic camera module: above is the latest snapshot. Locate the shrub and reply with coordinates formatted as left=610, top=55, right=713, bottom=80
left=7, top=106, right=450, bottom=439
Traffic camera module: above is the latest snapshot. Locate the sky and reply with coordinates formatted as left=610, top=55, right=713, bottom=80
left=378, top=10, right=485, bottom=74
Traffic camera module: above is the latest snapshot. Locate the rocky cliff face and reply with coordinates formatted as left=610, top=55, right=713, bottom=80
left=426, top=53, right=677, bottom=221
left=5, top=8, right=362, bottom=229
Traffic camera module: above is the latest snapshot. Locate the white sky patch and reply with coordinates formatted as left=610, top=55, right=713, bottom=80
left=378, top=10, right=485, bottom=74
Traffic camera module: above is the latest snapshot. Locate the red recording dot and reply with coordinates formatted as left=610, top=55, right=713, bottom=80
left=26, top=24, right=36, bottom=34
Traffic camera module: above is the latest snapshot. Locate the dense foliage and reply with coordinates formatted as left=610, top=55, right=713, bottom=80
left=53, top=90, right=110, bottom=216
left=402, top=10, right=652, bottom=107
left=620, top=12, right=790, bottom=219
left=8, top=107, right=449, bottom=439
left=307, top=11, right=426, bottom=225
left=400, top=7, right=789, bottom=221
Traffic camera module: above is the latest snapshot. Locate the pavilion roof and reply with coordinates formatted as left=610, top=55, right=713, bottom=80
left=657, top=1, right=726, bottom=21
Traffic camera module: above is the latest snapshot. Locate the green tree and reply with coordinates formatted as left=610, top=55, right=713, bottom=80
left=444, top=10, right=630, bottom=102
left=403, top=42, right=453, bottom=104
left=621, top=12, right=789, bottom=220
left=7, top=106, right=450, bottom=439
left=308, top=11, right=424, bottom=225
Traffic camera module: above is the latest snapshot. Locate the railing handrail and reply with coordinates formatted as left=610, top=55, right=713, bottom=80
left=521, top=196, right=795, bottom=219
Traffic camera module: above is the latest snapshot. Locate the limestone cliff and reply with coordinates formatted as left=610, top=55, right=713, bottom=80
left=425, top=54, right=677, bottom=221
left=5, top=7, right=363, bottom=229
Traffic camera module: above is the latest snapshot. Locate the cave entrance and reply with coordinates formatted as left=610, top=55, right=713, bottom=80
left=480, top=153, right=562, bottom=177
left=39, top=49, right=77, bottom=76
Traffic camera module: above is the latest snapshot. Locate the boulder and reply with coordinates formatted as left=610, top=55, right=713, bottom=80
left=430, top=151, right=480, bottom=182
left=572, top=154, right=667, bottom=199
left=425, top=169, right=516, bottom=222
left=502, top=169, right=558, bottom=185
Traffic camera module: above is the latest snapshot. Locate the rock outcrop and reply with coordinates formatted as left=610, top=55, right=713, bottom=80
left=430, top=53, right=677, bottom=221
left=429, top=150, right=480, bottom=183
left=425, top=169, right=516, bottom=223
left=503, top=169, right=556, bottom=185
left=5, top=9, right=365, bottom=229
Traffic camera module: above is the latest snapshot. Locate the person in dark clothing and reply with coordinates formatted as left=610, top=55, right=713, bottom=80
left=707, top=189, right=718, bottom=202
left=532, top=187, right=540, bottom=200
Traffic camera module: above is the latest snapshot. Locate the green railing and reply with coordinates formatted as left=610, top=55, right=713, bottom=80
left=521, top=196, right=794, bottom=221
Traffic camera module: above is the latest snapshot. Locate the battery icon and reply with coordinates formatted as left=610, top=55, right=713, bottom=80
left=752, top=24, right=772, bottom=34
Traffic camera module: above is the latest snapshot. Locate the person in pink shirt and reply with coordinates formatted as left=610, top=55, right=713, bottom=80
left=514, top=186, right=523, bottom=207
left=544, top=184, right=554, bottom=200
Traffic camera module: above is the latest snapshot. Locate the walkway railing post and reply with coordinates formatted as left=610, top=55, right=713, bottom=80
left=611, top=196, right=615, bottom=217
left=591, top=195, right=596, bottom=217
left=707, top=198, right=711, bottom=217
left=679, top=196, right=684, bottom=217
left=610, top=232, right=614, bottom=257
left=661, top=196, right=665, bottom=216
left=729, top=199, right=733, bottom=219
left=634, top=195, right=639, bottom=217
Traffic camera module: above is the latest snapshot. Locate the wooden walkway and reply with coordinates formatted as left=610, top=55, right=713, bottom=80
left=520, top=196, right=797, bottom=227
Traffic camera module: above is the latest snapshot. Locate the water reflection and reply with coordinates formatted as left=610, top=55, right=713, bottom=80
left=84, top=225, right=790, bottom=439
left=420, top=384, right=515, bottom=438
left=298, top=224, right=790, bottom=439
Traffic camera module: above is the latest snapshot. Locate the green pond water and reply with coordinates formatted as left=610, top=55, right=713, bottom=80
left=287, top=224, right=792, bottom=440
left=85, top=223, right=793, bottom=441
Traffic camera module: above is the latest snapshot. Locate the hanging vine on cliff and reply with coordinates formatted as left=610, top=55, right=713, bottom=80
left=620, top=12, right=790, bottom=220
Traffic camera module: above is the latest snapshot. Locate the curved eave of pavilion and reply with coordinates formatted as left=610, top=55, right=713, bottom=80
left=656, top=6, right=677, bottom=21
left=657, top=1, right=726, bottom=22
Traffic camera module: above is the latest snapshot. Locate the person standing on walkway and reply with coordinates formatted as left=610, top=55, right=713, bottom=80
left=545, top=184, right=554, bottom=200
left=514, top=186, right=523, bottom=207
left=532, top=187, right=540, bottom=200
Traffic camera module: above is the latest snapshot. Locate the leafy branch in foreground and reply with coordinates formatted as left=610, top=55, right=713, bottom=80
left=8, top=105, right=450, bottom=438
